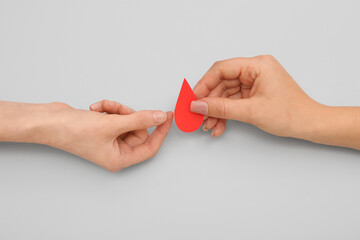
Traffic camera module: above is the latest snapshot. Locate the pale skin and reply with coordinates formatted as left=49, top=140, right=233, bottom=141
left=1, top=55, right=359, bottom=172
left=0, top=100, right=173, bottom=171
left=190, top=55, right=360, bottom=150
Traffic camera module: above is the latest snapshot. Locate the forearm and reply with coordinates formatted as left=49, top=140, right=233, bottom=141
left=297, top=105, right=360, bottom=150
left=0, top=101, right=59, bottom=145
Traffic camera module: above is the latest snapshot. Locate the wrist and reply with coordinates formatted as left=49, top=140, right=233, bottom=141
left=296, top=105, right=360, bottom=149
left=30, top=103, right=73, bottom=148
left=289, top=100, right=331, bottom=142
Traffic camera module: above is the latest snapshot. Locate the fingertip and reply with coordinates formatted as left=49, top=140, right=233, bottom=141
left=211, top=129, right=216, bottom=138
left=133, top=112, right=172, bottom=162
left=153, top=111, right=167, bottom=124
left=164, top=112, right=174, bottom=128
left=211, top=128, right=223, bottom=138
left=202, top=125, right=208, bottom=132
left=217, top=128, right=226, bottom=137
left=90, top=101, right=102, bottom=111
left=149, top=111, right=173, bottom=136
left=202, top=119, right=208, bottom=132
left=190, top=101, right=208, bottom=115
left=163, top=111, right=173, bottom=126
left=166, top=111, right=174, bottom=119
left=213, top=128, right=225, bottom=137
left=212, top=119, right=226, bottom=137
left=206, top=117, right=218, bottom=130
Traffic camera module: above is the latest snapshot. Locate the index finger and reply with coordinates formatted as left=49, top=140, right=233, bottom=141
left=90, top=99, right=135, bottom=115
left=193, top=57, right=258, bottom=99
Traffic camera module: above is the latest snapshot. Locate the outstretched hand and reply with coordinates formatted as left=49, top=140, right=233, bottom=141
left=87, top=100, right=173, bottom=171
left=0, top=100, right=173, bottom=171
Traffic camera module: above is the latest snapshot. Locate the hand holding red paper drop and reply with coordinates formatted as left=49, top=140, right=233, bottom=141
left=190, top=56, right=322, bottom=139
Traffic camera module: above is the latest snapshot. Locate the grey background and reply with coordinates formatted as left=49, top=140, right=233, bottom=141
left=1, top=0, right=360, bottom=239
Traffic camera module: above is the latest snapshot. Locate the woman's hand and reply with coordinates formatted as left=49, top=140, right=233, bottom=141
left=0, top=100, right=173, bottom=171
left=191, top=55, right=360, bottom=150
left=191, top=55, right=320, bottom=138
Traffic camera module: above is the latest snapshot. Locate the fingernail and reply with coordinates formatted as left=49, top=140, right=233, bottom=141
left=211, top=129, right=216, bottom=138
left=190, top=101, right=208, bottom=115
left=153, top=111, right=167, bottom=123
left=202, top=122, right=208, bottom=132
left=90, top=101, right=101, bottom=110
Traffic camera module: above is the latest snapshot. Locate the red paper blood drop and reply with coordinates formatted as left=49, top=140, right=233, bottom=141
left=175, top=79, right=203, bottom=132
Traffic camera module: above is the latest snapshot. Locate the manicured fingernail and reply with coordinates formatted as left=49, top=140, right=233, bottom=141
left=211, top=129, right=216, bottom=138
left=90, top=101, right=101, bottom=110
left=190, top=101, right=208, bottom=115
left=153, top=111, right=167, bottom=123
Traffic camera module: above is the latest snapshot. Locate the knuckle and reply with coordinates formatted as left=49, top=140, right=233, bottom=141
left=48, top=102, right=71, bottom=110
left=102, top=99, right=114, bottom=107
left=212, top=61, right=220, bottom=67
left=215, top=101, right=227, bottom=118
left=117, top=103, right=125, bottom=112
left=256, top=54, right=276, bottom=62
left=212, top=60, right=223, bottom=69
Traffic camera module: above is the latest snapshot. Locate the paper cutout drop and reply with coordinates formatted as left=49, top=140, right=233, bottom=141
left=174, top=79, right=203, bottom=132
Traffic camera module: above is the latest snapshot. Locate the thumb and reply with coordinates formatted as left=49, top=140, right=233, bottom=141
left=190, top=97, right=254, bottom=122
left=117, top=110, right=168, bottom=133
